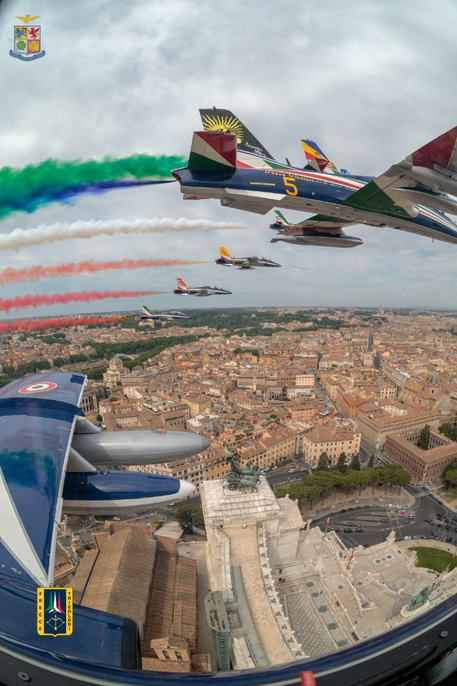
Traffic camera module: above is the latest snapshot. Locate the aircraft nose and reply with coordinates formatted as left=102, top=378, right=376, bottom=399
left=177, top=480, right=196, bottom=499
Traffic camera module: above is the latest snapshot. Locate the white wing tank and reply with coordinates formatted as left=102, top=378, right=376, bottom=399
left=72, top=418, right=210, bottom=466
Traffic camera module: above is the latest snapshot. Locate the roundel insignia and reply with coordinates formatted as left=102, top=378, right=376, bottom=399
left=19, top=381, right=58, bottom=394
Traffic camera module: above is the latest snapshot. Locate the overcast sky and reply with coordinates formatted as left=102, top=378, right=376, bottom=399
left=1, top=0, right=457, bottom=319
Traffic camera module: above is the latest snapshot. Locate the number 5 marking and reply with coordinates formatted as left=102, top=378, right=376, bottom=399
left=284, top=176, right=298, bottom=196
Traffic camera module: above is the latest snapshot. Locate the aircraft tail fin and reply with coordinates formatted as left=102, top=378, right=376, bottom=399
left=410, top=126, right=457, bottom=172
left=200, top=108, right=275, bottom=161
left=301, top=139, right=339, bottom=173
left=274, top=210, right=290, bottom=224
left=188, top=131, right=237, bottom=171
left=142, top=305, right=153, bottom=316
left=219, top=246, right=232, bottom=259
left=176, top=277, right=188, bottom=291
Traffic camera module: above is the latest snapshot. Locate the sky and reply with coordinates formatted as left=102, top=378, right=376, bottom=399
left=1, top=0, right=457, bottom=320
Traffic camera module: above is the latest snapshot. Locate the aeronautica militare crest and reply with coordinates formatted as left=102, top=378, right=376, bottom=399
left=10, top=14, right=45, bottom=61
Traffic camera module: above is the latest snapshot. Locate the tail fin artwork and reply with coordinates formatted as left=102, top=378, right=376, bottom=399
left=176, top=277, right=188, bottom=291
left=141, top=305, right=153, bottom=317
left=274, top=210, right=290, bottom=225
left=301, top=139, right=339, bottom=174
left=219, top=246, right=232, bottom=259
left=188, top=131, right=237, bottom=171
left=200, top=108, right=275, bottom=161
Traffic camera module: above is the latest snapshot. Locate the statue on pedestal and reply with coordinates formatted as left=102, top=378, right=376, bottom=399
left=405, top=583, right=437, bottom=613
left=224, top=449, right=260, bottom=490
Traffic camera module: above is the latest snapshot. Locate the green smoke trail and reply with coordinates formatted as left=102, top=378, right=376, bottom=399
left=0, top=153, right=187, bottom=220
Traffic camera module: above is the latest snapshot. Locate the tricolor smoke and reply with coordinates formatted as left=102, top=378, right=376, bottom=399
left=0, top=217, right=247, bottom=253
left=0, top=259, right=210, bottom=286
left=0, top=154, right=186, bottom=220
left=0, top=315, right=125, bottom=334
left=0, top=289, right=166, bottom=314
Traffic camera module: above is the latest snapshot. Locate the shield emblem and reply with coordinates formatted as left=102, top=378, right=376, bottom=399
left=10, top=21, right=45, bottom=60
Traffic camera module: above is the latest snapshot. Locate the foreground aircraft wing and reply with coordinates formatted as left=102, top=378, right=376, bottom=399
left=343, top=126, right=457, bottom=217
left=0, top=372, right=84, bottom=586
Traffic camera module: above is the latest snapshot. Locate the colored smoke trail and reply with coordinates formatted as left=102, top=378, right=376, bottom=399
left=0, top=217, right=247, bottom=253
left=0, top=259, right=210, bottom=286
left=0, top=154, right=186, bottom=220
left=0, top=315, right=124, bottom=334
left=0, top=290, right=166, bottom=314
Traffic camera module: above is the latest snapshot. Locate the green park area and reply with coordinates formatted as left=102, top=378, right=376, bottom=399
left=409, top=547, right=457, bottom=573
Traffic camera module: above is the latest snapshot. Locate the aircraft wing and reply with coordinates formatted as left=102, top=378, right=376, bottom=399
left=238, top=257, right=259, bottom=269
left=283, top=214, right=356, bottom=233
left=0, top=372, right=85, bottom=587
left=221, top=189, right=283, bottom=214
left=343, top=126, right=457, bottom=218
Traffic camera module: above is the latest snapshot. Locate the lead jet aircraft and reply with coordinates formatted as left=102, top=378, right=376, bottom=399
left=173, top=276, right=231, bottom=296
left=215, top=245, right=281, bottom=268
left=171, top=108, right=457, bottom=246
left=140, top=304, right=189, bottom=320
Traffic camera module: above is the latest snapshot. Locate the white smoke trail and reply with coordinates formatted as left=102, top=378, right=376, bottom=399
left=0, top=217, right=247, bottom=253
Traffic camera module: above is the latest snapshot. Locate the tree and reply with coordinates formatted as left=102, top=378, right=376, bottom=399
left=350, top=454, right=361, bottom=471
left=317, top=451, right=329, bottom=471
left=439, top=417, right=457, bottom=442
left=175, top=505, right=204, bottom=533
left=368, top=455, right=375, bottom=468
left=417, top=424, right=431, bottom=451
left=338, top=470, right=355, bottom=492
left=444, top=468, right=457, bottom=491
left=336, top=452, right=347, bottom=473
left=300, top=483, right=322, bottom=508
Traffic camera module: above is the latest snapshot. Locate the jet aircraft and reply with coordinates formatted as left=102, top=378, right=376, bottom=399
left=173, top=276, right=231, bottom=296
left=0, top=371, right=208, bottom=585
left=171, top=108, right=457, bottom=247
left=215, top=245, right=281, bottom=268
left=270, top=211, right=364, bottom=248
left=140, top=304, right=189, bottom=320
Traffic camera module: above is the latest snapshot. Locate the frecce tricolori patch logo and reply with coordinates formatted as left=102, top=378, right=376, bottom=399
left=37, top=588, right=73, bottom=636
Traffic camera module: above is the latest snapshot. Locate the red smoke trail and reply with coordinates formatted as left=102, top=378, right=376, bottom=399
left=0, top=290, right=166, bottom=314
left=0, top=259, right=209, bottom=286
left=0, top=315, right=124, bottom=334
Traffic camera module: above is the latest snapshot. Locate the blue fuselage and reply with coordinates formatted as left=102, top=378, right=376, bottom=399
left=174, top=166, right=457, bottom=244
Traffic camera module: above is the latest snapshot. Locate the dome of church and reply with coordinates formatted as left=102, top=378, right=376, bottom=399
left=436, top=395, right=452, bottom=412
left=426, top=371, right=441, bottom=387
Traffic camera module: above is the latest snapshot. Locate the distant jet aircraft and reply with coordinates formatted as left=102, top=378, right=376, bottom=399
left=140, top=305, right=189, bottom=321
left=171, top=107, right=457, bottom=247
left=173, top=277, right=231, bottom=296
left=215, top=245, right=281, bottom=268
left=270, top=210, right=364, bottom=248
